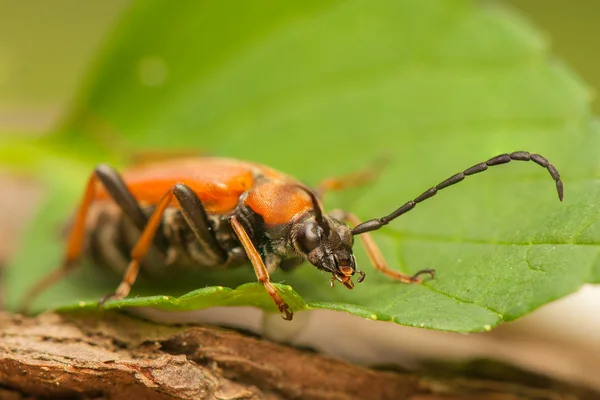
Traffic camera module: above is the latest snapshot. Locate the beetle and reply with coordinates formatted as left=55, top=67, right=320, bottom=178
left=20, top=152, right=563, bottom=320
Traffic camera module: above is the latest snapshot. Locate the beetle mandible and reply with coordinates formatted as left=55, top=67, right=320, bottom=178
left=21, top=152, right=563, bottom=320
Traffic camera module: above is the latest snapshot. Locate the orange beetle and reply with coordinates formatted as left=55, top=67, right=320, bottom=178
left=21, top=152, right=563, bottom=320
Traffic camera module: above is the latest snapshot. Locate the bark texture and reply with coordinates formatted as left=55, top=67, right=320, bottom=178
left=0, top=311, right=597, bottom=400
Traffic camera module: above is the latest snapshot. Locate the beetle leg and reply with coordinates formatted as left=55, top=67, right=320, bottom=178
left=230, top=215, right=293, bottom=320
left=100, top=182, right=227, bottom=304
left=95, top=164, right=149, bottom=229
left=315, top=157, right=388, bottom=199
left=172, top=184, right=227, bottom=264
left=19, top=164, right=148, bottom=313
left=345, top=212, right=435, bottom=284
left=99, top=188, right=175, bottom=303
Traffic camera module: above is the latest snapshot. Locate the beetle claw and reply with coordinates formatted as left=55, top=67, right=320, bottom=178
left=279, top=303, right=294, bottom=320
left=410, top=268, right=436, bottom=283
left=98, top=290, right=127, bottom=307
left=357, top=270, right=366, bottom=283
left=98, top=292, right=116, bottom=308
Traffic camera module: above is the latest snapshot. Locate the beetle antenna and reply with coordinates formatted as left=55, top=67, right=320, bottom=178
left=351, top=151, right=563, bottom=235
left=297, top=186, right=330, bottom=234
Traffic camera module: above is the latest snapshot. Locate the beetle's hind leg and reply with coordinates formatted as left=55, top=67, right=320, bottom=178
left=99, top=183, right=227, bottom=305
left=19, top=165, right=148, bottom=313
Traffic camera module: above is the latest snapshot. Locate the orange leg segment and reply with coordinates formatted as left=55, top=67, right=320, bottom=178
left=99, top=185, right=180, bottom=304
left=315, top=157, right=388, bottom=199
left=345, top=213, right=435, bottom=284
left=19, top=165, right=148, bottom=313
left=19, top=172, right=101, bottom=313
left=230, top=215, right=293, bottom=320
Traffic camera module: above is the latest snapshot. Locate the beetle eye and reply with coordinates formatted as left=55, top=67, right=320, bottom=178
left=297, top=223, right=322, bottom=253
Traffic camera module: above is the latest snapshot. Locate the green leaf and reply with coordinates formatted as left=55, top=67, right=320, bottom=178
left=6, top=0, right=600, bottom=332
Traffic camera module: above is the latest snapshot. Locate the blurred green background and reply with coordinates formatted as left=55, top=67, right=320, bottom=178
left=0, top=0, right=598, bottom=135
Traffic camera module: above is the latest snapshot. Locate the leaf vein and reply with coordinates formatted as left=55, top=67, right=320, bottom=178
left=525, top=246, right=547, bottom=273
left=422, top=283, right=503, bottom=319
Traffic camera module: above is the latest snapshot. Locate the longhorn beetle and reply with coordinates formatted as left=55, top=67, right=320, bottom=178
left=20, top=152, right=563, bottom=320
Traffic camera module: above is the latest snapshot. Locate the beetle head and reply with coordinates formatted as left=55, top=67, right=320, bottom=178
left=292, top=188, right=365, bottom=289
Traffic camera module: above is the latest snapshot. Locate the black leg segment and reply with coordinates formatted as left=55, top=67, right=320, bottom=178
left=95, top=164, right=148, bottom=230
left=351, top=151, right=563, bottom=235
left=173, top=183, right=227, bottom=264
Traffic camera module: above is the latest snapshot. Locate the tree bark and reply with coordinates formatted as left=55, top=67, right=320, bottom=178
left=0, top=311, right=597, bottom=400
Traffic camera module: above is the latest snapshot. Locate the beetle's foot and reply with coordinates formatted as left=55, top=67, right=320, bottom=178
left=98, top=282, right=130, bottom=307
left=279, top=302, right=294, bottom=321
left=356, top=270, right=366, bottom=283
left=98, top=292, right=119, bottom=307
left=410, top=268, right=436, bottom=283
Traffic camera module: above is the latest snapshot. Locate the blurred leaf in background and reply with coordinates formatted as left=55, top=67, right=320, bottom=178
left=0, top=0, right=128, bottom=134
left=2, top=0, right=600, bottom=332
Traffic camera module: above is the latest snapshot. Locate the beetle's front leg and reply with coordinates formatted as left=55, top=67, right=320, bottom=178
left=336, top=210, right=435, bottom=284
left=230, top=215, right=293, bottom=320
